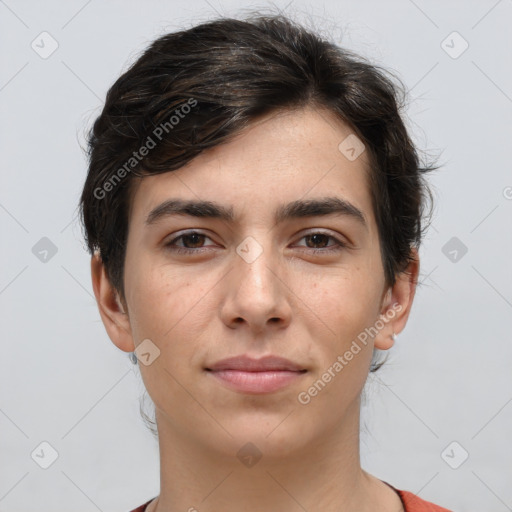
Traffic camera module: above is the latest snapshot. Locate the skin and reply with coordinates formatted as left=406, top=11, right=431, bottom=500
left=91, top=106, right=418, bottom=512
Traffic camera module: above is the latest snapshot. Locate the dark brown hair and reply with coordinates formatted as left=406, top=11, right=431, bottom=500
left=79, top=13, right=437, bottom=375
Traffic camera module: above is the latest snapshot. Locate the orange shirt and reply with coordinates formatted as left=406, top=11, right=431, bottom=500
left=130, top=485, right=452, bottom=511
left=385, top=481, right=453, bottom=511
left=389, top=487, right=452, bottom=511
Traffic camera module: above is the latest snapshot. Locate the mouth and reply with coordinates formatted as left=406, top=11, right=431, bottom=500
left=205, top=355, right=307, bottom=394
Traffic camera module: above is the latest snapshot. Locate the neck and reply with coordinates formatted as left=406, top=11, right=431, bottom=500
left=146, top=396, right=403, bottom=512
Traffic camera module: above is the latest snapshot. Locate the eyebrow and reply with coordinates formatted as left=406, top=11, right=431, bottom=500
left=145, top=197, right=368, bottom=230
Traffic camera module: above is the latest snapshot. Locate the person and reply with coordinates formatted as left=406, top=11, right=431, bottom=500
left=79, top=12, right=451, bottom=512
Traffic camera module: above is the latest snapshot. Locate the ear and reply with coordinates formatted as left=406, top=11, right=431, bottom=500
left=90, top=252, right=135, bottom=353
left=373, top=247, right=420, bottom=351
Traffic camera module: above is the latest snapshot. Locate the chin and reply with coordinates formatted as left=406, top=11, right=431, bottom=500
left=206, top=416, right=310, bottom=458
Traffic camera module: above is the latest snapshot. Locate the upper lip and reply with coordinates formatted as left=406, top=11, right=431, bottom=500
left=206, top=355, right=306, bottom=372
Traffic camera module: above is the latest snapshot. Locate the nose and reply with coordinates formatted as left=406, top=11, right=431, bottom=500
left=219, top=237, right=292, bottom=333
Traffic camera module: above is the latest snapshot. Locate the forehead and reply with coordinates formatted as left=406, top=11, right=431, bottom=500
left=128, top=106, right=375, bottom=230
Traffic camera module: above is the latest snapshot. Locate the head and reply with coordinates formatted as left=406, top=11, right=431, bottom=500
left=79, top=14, right=436, bottom=449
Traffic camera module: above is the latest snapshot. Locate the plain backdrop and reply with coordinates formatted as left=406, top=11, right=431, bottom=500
left=1, top=0, right=511, bottom=511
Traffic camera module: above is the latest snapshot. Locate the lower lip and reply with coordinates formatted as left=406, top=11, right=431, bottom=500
left=207, top=369, right=305, bottom=394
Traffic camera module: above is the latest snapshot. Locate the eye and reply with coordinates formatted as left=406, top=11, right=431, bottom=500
left=164, top=230, right=348, bottom=256
left=294, top=231, right=348, bottom=254
left=164, top=231, right=215, bottom=255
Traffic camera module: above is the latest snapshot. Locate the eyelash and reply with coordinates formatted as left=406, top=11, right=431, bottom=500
left=165, top=230, right=348, bottom=255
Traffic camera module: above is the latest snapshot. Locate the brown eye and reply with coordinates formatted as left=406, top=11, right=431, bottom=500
left=165, top=231, right=215, bottom=254
left=295, top=232, right=347, bottom=254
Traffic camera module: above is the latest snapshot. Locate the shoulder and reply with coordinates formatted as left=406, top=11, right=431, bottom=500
left=395, top=488, right=453, bottom=511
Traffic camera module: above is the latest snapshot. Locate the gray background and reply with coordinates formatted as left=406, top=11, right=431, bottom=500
left=1, top=0, right=511, bottom=511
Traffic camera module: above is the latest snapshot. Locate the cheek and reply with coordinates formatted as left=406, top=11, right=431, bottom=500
left=127, top=261, right=215, bottom=363
left=125, top=258, right=180, bottom=342
left=127, top=264, right=211, bottom=413
left=305, top=267, right=381, bottom=342
left=298, top=272, right=380, bottom=410
left=298, top=272, right=382, bottom=403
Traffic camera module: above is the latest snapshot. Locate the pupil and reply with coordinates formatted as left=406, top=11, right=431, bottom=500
left=186, top=233, right=203, bottom=248
left=309, top=234, right=327, bottom=248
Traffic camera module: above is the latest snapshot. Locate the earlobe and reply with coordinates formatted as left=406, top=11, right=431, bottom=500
left=90, top=252, right=135, bottom=353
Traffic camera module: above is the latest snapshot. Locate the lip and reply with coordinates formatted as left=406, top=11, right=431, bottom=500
left=206, top=355, right=305, bottom=372
left=205, top=355, right=307, bottom=394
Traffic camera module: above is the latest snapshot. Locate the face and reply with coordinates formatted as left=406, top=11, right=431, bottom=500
left=93, top=106, right=417, bottom=461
